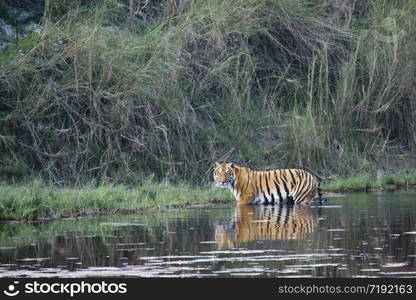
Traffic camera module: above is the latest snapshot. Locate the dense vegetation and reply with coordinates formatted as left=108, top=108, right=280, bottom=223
left=1, top=0, right=415, bottom=187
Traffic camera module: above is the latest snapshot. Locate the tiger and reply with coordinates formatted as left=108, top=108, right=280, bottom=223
left=212, top=162, right=323, bottom=205
left=215, top=205, right=317, bottom=248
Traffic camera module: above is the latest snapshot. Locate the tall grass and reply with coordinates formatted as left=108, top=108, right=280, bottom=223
left=0, top=0, right=415, bottom=186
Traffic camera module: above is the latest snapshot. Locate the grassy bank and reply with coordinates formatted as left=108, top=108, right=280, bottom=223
left=1, top=167, right=416, bottom=221
left=325, top=169, right=416, bottom=192
left=0, top=180, right=231, bottom=221
left=1, top=0, right=415, bottom=186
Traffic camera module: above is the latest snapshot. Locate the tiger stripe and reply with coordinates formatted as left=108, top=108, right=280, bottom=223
left=213, top=163, right=323, bottom=205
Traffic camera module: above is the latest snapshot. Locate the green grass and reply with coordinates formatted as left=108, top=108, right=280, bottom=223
left=0, top=180, right=232, bottom=221
left=325, top=169, right=416, bottom=192
left=325, top=174, right=375, bottom=192
left=378, top=169, right=416, bottom=187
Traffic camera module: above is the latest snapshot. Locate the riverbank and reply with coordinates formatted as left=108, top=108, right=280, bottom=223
left=0, top=180, right=232, bottom=221
left=325, top=169, right=416, bottom=192
left=1, top=168, right=416, bottom=221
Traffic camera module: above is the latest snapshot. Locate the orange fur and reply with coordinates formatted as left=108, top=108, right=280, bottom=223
left=213, top=163, right=322, bottom=205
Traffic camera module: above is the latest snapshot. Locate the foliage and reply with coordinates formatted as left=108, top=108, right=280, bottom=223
left=0, top=0, right=415, bottom=185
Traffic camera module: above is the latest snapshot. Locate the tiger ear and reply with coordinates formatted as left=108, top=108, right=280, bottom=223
left=229, top=162, right=235, bottom=168
left=214, top=162, right=220, bottom=167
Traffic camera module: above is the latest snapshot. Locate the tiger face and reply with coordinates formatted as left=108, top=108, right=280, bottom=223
left=213, top=163, right=236, bottom=188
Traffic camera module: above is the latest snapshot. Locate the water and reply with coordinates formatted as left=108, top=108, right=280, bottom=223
left=1, top=190, right=416, bottom=278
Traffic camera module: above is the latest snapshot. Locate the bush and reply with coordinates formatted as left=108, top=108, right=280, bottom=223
left=1, top=0, right=415, bottom=185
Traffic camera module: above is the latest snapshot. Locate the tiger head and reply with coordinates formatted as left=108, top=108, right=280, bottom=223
left=213, top=162, right=236, bottom=188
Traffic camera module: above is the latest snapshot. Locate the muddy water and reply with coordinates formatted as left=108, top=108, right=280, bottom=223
left=1, top=190, right=416, bottom=277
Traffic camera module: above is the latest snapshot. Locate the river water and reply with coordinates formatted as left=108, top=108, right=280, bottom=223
left=1, top=190, right=416, bottom=277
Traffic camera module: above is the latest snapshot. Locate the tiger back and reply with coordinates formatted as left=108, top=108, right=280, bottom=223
left=213, top=163, right=323, bottom=205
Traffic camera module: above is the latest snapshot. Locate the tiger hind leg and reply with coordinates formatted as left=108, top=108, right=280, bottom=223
left=286, top=196, right=295, bottom=205
left=317, top=185, right=323, bottom=201
left=317, top=183, right=328, bottom=204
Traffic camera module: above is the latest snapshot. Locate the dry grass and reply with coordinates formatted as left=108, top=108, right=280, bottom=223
left=0, top=0, right=415, bottom=186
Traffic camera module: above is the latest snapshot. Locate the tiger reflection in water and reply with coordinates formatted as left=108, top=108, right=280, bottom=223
left=215, top=205, right=317, bottom=249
